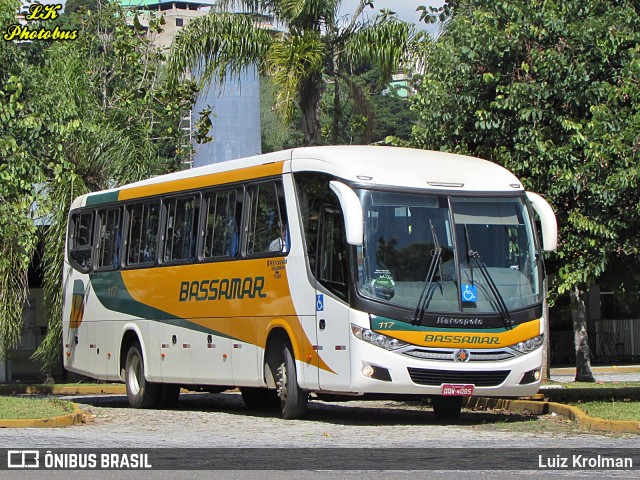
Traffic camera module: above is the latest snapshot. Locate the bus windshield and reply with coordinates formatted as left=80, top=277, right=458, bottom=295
left=356, top=190, right=541, bottom=316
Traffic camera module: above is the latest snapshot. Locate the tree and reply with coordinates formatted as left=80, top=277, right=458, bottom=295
left=397, top=0, right=640, bottom=381
left=0, top=0, right=45, bottom=365
left=169, top=0, right=419, bottom=146
left=0, top=0, right=196, bottom=371
left=320, top=66, right=418, bottom=145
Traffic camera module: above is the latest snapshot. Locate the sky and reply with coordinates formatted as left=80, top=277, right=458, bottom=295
left=338, top=0, right=444, bottom=35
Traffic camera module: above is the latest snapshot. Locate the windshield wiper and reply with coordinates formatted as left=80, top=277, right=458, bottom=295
left=411, top=222, right=442, bottom=326
left=464, top=226, right=514, bottom=330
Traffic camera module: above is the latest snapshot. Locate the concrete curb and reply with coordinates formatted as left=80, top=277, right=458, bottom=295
left=0, top=384, right=126, bottom=395
left=0, top=402, right=85, bottom=428
left=465, top=396, right=640, bottom=435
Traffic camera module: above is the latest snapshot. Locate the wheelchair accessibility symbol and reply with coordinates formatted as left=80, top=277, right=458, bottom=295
left=461, top=284, right=477, bottom=303
left=316, top=294, right=324, bottom=311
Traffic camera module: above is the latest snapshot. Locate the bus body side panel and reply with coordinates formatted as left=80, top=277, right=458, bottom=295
left=190, top=317, right=233, bottom=385
left=315, top=291, right=352, bottom=391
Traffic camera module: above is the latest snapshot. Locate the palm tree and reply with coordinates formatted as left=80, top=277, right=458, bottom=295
left=169, top=0, right=420, bottom=146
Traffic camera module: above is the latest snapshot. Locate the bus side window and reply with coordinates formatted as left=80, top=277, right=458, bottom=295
left=96, top=208, right=121, bottom=270
left=163, top=195, right=198, bottom=263
left=203, top=188, right=240, bottom=259
left=126, top=201, right=160, bottom=266
left=317, top=207, right=348, bottom=300
left=246, top=181, right=287, bottom=256
left=293, top=172, right=342, bottom=275
left=69, top=211, right=95, bottom=273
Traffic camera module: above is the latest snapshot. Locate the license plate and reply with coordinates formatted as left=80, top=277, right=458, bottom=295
left=441, top=384, right=474, bottom=396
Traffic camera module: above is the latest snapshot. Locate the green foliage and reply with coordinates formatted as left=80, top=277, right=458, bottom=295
left=0, top=0, right=42, bottom=359
left=1, top=0, right=196, bottom=370
left=320, top=67, right=417, bottom=145
left=401, top=0, right=640, bottom=297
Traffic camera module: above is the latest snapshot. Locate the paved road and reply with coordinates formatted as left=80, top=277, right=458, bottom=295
left=0, top=390, right=635, bottom=449
left=2, top=367, right=639, bottom=479
left=1, top=391, right=638, bottom=479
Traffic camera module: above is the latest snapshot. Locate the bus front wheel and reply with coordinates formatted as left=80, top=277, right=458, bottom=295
left=124, top=343, right=160, bottom=408
left=275, top=343, right=308, bottom=419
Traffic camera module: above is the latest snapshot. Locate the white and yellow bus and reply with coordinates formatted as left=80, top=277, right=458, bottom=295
left=63, top=146, right=557, bottom=419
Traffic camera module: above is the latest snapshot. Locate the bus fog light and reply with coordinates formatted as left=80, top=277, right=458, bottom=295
left=520, top=368, right=542, bottom=385
left=362, top=365, right=375, bottom=377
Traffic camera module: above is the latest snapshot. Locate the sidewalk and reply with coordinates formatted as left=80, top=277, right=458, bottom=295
left=549, top=364, right=640, bottom=383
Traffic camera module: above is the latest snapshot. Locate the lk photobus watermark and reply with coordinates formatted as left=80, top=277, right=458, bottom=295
left=3, top=3, right=78, bottom=42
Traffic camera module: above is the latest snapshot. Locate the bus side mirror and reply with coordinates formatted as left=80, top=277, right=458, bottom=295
left=329, top=181, right=363, bottom=246
left=526, top=191, right=557, bottom=252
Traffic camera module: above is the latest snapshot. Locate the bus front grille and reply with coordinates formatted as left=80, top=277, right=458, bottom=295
left=407, top=368, right=510, bottom=387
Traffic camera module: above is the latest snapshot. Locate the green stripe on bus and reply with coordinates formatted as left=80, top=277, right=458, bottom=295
left=89, top=271, right=236, bottom=340
left=86, top=191, right=120, bottom=207
left=371, top=315, right=508, bottom=333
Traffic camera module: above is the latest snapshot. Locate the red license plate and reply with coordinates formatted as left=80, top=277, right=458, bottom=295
left=441, top=384, right=474, bottom=396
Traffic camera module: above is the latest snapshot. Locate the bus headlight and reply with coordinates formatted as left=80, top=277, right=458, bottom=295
left=510, top=334, right=544, bottom=354
left=351, top=324, right=408, bottom=351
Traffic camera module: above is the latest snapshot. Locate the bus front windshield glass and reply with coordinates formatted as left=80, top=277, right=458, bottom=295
left=356, top=190, right=541, bottom=315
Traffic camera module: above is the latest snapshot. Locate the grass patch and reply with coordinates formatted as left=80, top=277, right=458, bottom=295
left=0, top=396, right=75, bottom=420
left=571, top=399, right=640, bottom=422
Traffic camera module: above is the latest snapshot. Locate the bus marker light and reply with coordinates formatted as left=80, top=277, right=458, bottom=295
left=207, top=343, right=215, bottom=349
left=66, top=351, right=71, bottom=357
left=335, top=345, right=346, bottom=351
left=161, top=353, right=166, bottom=359
left=306, top=355, right=312, bottom=363
left=107, top=353, right=111, bottom=359
left=223, top=354, right=228, bottom=360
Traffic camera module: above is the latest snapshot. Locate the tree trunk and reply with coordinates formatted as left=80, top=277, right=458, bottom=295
left=332, top=74, right=340, bottom=145
left=299, top=73, right=322, bottom=146
left=570, top=286, right=596, bottom=382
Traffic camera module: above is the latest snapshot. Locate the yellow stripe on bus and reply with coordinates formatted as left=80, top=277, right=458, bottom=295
left=120, top=258, right=334, bottom=373
left=118, top=162, right=285, bottom=201
left=380, top=319, right=541, bottom=349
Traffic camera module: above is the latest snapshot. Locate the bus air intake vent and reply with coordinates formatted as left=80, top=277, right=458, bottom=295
left=403, top=349, right=515, bottom=362
left=407, top=368, right=510, bottom=387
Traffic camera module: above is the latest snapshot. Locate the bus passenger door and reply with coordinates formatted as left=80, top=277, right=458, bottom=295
left=315, top=207, right=351, bottom=391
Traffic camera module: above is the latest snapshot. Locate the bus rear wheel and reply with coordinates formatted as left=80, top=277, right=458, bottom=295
left=431, top=395, right=463, bottom=420
left=124, top=343, right=160, bottom=408
left=275, top=343, right=308, bottom=419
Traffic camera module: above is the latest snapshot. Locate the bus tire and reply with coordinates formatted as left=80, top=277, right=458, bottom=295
left=240, top=387, right=279, bottom=411
left=157, top=384, right=180, bottom=409
left=276, top=342, right=308, bottom=419
left=124, top=343, right=160, bottom=409
left=431, top=395, right=463, bottom=420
